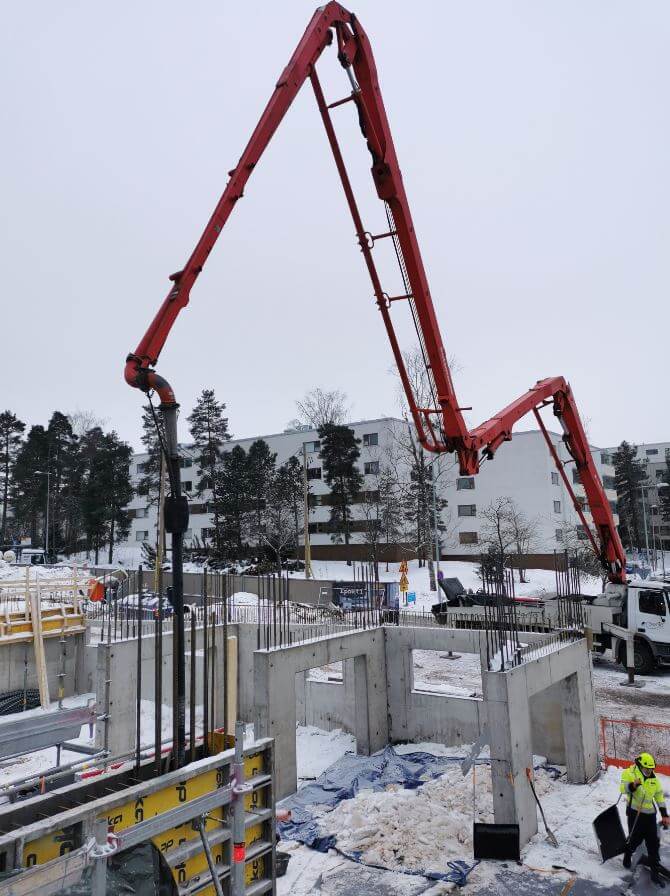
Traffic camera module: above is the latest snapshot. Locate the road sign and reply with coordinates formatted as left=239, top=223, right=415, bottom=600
left=399, top=572, right=409, bottom=592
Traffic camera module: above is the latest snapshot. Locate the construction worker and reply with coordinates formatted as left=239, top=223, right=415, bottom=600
left=620, top=752, right=669, bottom=884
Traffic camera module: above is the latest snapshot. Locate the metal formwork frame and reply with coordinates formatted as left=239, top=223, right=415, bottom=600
left=0, top=738, right=276, bottom=896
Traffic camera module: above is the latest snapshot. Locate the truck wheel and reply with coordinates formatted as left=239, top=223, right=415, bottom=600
left=620, top=641, right=656, bottom=675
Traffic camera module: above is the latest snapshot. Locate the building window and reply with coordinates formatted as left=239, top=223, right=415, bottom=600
left=459, top=532, right=478, bottom=545
left=553, top=500, right=561, bottom=514
left=646, top=449, right=659, bottom=456
left=304, top=441, right=321, bottom=454
left=136, top=462, right=148, bottom=474
left=600, top=452, right=612, bottom=465
left=137, top=507, right=149, bottom=518
left=576, top=524, right=589, bottom=540
left=551, top=472, right=559, bottom=485
left=183, top=480, right=192, bottom=492
left=363, top=432, right=379, bottom=447
left=136, top=530, right=149, bottom=542
left=189, top=503, right=207, bottom=514
left=609, top=500, right=617, bottom=513
left=572, top=469, right=581, bottom=485
left=555, top=529, right=564, bottom=542
left=457, top=477, right=475, bottom=490
left=458, top=504, right=476, bottom=517
left=180, top=457, right=193, bottom=468
left=364, top=461, right=380, bottom=475
left=602, top=475, right=616, bottom=490
left=306, top=467, right=322, bottom=480
left=656, top=470, right=665, bottom=481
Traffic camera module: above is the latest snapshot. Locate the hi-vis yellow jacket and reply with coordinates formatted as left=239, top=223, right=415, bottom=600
left=620, top=764, right=668, bottom=815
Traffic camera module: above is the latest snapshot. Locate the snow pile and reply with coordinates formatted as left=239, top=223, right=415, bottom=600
left=0, top=562, right=80, bottom=584
left=230, top=591, right=259, bottom=606
left=322, top=761, right=551, bottom=876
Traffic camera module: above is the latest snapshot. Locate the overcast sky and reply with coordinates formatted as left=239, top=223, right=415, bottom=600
left=1, top=1, right=668, bottom=452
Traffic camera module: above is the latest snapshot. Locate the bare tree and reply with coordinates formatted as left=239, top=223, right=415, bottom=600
left=262, top=463, right=299, bottom=571
left=480, top=497, right=516, bottom=559
left=503, top=500, right=539, bottom=583
left=556, top=521, right=605, bottom=583
left=67, top=409, right=108, bottom=438
left=295, top=388, right=350, bottom=429
left=480, top=497, right=539, bottom=582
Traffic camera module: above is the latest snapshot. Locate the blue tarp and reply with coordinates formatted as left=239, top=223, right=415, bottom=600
left=278, top=746, right=483, bottom=884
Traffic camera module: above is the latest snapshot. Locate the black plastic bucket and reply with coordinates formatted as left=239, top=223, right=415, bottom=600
left=473, top=822, right=521, bottom=860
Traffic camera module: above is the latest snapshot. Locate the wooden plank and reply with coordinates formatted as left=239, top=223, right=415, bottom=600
left=29, top=585, right=50, bottom=709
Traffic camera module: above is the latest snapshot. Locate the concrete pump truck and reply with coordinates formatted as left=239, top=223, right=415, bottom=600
left=123, top=3, right=664, bottom=761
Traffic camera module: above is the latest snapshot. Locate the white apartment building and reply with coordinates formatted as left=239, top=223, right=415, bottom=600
left=445, top=430, right=617, bottom=558
left=123, top=417, right=618, bottom=563
left=604, top=441, right=670, bottom=552
left=125, top=418, right=403, bottom=558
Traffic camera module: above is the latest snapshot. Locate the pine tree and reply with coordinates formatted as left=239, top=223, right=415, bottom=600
left=137, top=404, right=163, bottom=508
left=218, top=446, right=250, bottom=557
left=80, top=429, right=134, bottom=564
left=0, top=411, right=25, bottom=545
left=246, top=440, right=277, bottom=549
left=12, top=426, right=49, bottom=546
left=318, top=424, right=363, bottom=558
left=103, top=432, right=134, bottom=563
left=46, top=412, right=80, bottom=553
left=613, top=441, right=647, bottom=551
left=188, top=390, right=230, bottom=554
left=80, top=428, right=109, bottom=563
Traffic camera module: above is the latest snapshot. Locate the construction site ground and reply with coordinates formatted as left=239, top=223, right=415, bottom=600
left=281, top=637, right=670, bottom=895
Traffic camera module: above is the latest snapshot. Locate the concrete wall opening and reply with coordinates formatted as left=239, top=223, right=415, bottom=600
left=412, top=649, right=482, bottom=699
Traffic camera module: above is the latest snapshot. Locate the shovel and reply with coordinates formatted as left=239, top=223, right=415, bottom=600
left=526, top=767, right=559, bottom=848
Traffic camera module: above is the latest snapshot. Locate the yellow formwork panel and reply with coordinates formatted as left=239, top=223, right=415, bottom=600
left=20, top=748, right=273, bottom=895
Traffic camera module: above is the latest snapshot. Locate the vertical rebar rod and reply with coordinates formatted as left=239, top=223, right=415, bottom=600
left=135, top=568, right=143, bottom=771
left=190, top=609, right=196, bottom=763
left=203, top=570, right=209, bottom=756
left=210, top=603, right=216, bottom=737
left=154, top=612, right=161, bottom=775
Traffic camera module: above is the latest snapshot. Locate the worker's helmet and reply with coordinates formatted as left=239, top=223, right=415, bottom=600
left=637, top=752, right=656, bottom=770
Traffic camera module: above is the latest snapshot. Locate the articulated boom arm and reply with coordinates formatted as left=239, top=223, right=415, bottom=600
left=124, top=2, right=626, bottom=583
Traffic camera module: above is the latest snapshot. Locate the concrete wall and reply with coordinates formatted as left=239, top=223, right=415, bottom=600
left=254, top=628, right=388, bottom=798
left=94, top=623, right=234, bottom=757
left=482, top=637, right=598, bottom=847
left=0, top=633, right=86, bottom=702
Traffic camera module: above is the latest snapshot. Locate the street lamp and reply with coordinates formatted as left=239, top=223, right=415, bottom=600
left=425, top=455, right=442, bottom=581
left=34, top=470, right=51, bottom=557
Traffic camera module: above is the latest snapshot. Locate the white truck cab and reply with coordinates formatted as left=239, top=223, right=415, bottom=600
left=591, top=579, right=670, bottom=673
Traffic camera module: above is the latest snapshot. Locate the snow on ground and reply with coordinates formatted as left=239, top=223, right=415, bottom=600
left=292, top=559, right=603, bottom=607
left=281, top=729, right=670, bottom=894
left=296, top=725, right=355, bottom=782
left=0, top=559, right=84, bottom=583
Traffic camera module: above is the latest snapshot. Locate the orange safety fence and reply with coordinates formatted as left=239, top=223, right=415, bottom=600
left=600, top=717, right=670, bottom=776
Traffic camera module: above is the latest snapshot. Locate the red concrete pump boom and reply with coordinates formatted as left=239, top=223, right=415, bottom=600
left=125, top=2, right=625, bottom=585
